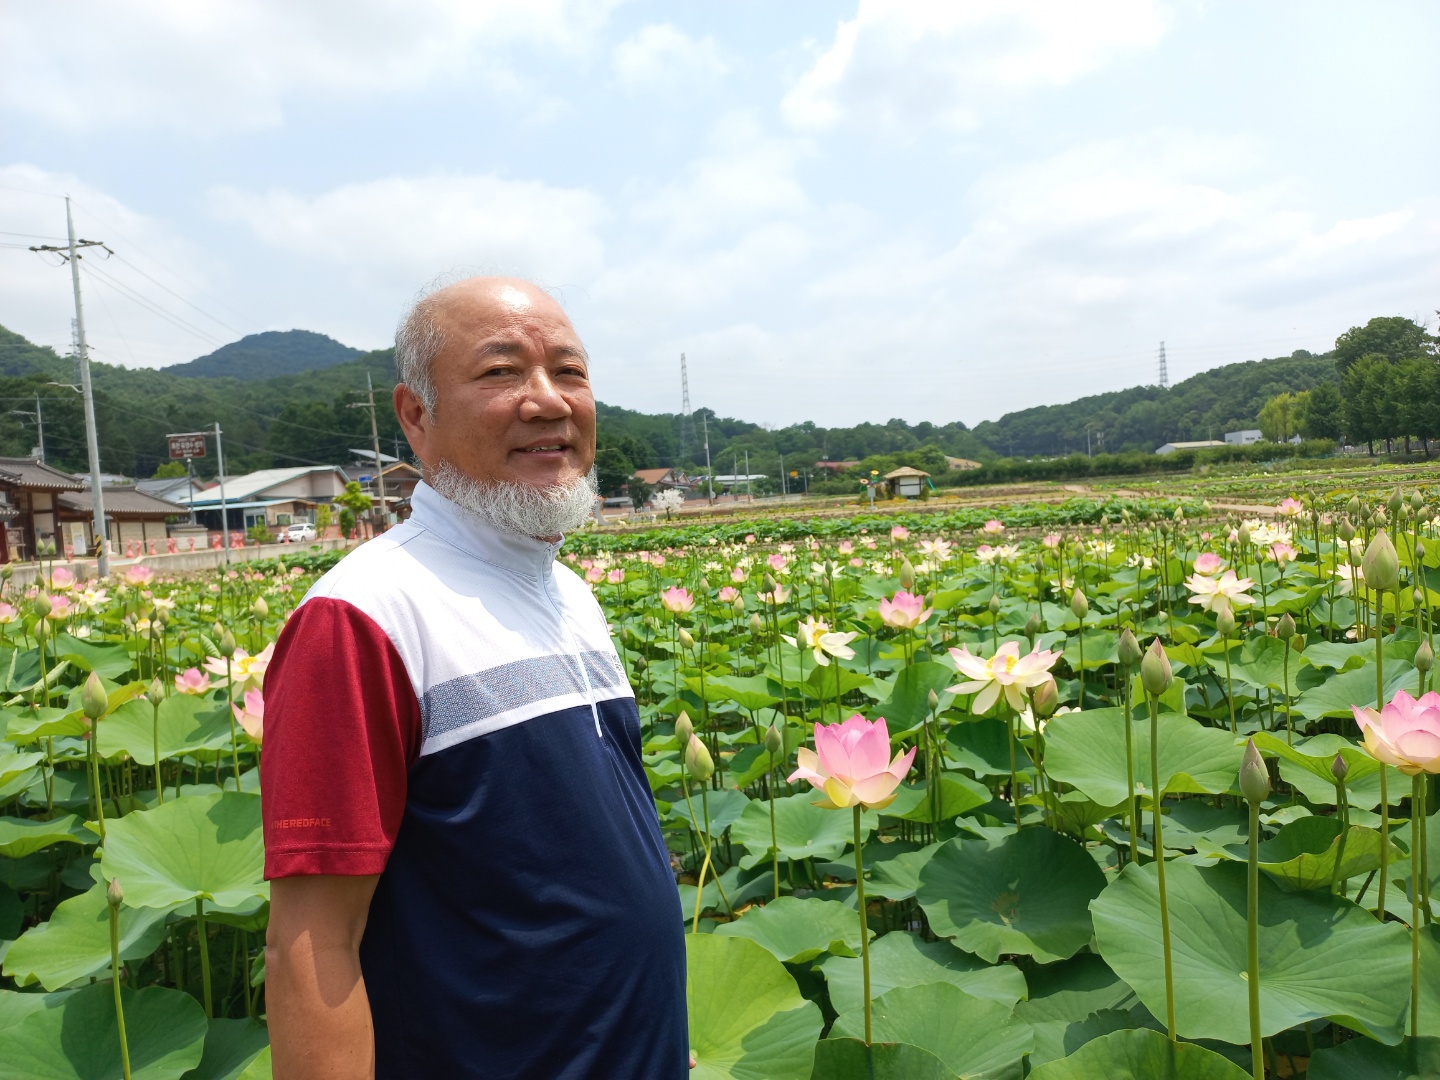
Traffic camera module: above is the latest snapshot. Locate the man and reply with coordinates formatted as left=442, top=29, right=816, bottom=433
left=261, top=277, right=688, bottom=1079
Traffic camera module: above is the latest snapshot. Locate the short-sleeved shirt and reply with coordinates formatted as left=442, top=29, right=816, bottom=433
left=260, top=482, right=687, bottom=1079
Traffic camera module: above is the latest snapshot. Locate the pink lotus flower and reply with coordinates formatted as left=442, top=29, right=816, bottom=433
left=838, top=540, right=854, bottom=555
left=47, top=567, right=75, bottom=592
left=0, top=602, right=16, bottom=625
left=758, top=584, right=790, bottom=605
left=607, top=568, right=624, bottom=584
left=890, top=526, right=909, bottom=541
left=1042, top=533, right=1062, bottom=549
left=744, top=534, right=756, bottom=544
left=1268, top=541, right=1298, bottom=566
left=730, top=567, right=746, bottom=583
left=203, top=642, right=275, bottom=688
left=849, top=557, right=864, bottom=568
left=1276, top=497, right=1304, bottom=517
left=718, top=586, right=739, bottom=603
left=123, top=564, right=154, bottom=587
left=233, top=689, right=264, bottom=746
left=1185, top=569, right=1255, bottom=616
left=651, top=554, right=666, bottom=569
left=1353, top=690, right=1440, bottom=774
left=982, top=519, right=1005, bottom=535
left=585, top=567, right=604, bottom=584
left=1193, top=552, right=1225, bottom=575
left=660, top=586, right=695, bottom=614
left=47, top=596, right=71, bottom=621
left=947, top=640, right=1062, bottom=714
left=767, top=553, right=789, bottom=573
left=788, top=714, right=916, bottom=810
left=878, top=590, right=932, bottom=630
left=175, top=668, right=211, bottom=695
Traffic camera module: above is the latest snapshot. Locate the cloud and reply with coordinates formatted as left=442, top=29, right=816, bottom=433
left=0, top=164, right=226, bottom=368
left=783, top=0, right=1171, bottom=133
left=209, top=172, right=608, bottom=300
left=0, top=0, right=617, bottom=131
left=612, top=24, right=730, bottom=90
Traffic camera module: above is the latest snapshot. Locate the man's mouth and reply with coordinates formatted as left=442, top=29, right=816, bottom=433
left=517, top=444, right=568, bottom=454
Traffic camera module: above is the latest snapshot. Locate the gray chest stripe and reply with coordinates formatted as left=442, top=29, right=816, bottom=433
left=420, top=649, right=629, bottom=741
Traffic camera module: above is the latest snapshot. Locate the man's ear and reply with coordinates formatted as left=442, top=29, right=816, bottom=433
left=393, top=383, right=432, bottom=467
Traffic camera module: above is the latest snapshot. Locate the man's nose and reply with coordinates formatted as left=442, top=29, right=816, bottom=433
left=517, top=367, right=573, bottom=421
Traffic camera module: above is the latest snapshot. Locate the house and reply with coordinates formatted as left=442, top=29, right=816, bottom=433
left=1155, top=440, right=1228, bottom=455
left=1225, top=430, right=1263, bottom=446
left=946, top=457, right=983, bottom=471
left=883, top=466, right=930, bottom=498
left=182, top=466, right=352, bottom=534
left=0, top=457, right=86, bottom=562
left=57, top=487, right=187, bottom=553
left=137, top=475, right=206, bottom=503
left=814, top=460, right=860, bottom=475
left=378, top=461, right=423, bottom=521
left=346, top=448, right=401, bottom=479
left=632, top=467, right=691, bottom=491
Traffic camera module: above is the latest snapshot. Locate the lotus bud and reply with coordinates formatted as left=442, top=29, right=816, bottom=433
left=1239, top=738, right=1270, bottom=804
left=1032, top=676, right=1059, bottom=718
left=1140, top=638, right=1172, bottom=697
left=33, top=617, right=49, bottom=642
left=1389, top=489, right=1404, bottom=518
left=1024, top=612, right=1041, bottom=642
left=677, top=627, right=695, bottom=649
left=1347, top=495, right=1361, bottom=518
left=1338, top=518, right=1356, bottom=543
left=633, top=656, right=647, bottom=672
left=1362, top=530, right=1400, bottom=592
left=1237, top=525, right=1251, bottom=548
left=698, top=577, right=710, bottom=593
left=1158, top=520, right=1171, bottom=537
left=1418, top=541, right=1427, bottom=561
left=154, top=606, right=170, bottom=627
left=1117, top=628, right=1142, bottom=667
left=684, top=734, right=714, bottom=782
left=674, top=711, right=694, bottom=747
left=217, top=628, right=237, bottom=658
left=107, top=877, right=123, bottom=909
left=899, top=560, right=916, bottom=591
left=145, top=677, right=164, bottom=706
left=1331, top=754, right=1349, bottom=783
left=1412, top=491, right=1426, bottom=512
left=732, top=595, right=745, bottom=615
left=81, top=670, right=108, bottom=720
left=1216, top=606, right=1237, bottom=638
left=764, top=722, right=784, bottom=756
left=252, top=596, right=269, bottom=618
left=1070, top=589, right=1088, bottom=620
left=927, top=689, right=940, bottom=711
left=1416, top=588, right=1426, bottom=608
left=1291, top=634, right=1306, bottom=653
left=1275, top=613, right=1296, bottom=641
left=0, top=563, right=11, bottom=580
left=749, top=613, right=763, bottom=634
left=643, top=614, right=656, bottom=630
left=988, top=594, right=1001, bottom=615
left=33, top=591, right=51, bottom=618
left=1033, top=557, right=1046, bottom=578
left=1417, top=639, right=1435, bottom=674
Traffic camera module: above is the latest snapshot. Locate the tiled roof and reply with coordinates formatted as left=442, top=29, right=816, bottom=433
left=0, top=457, right=85, bottom=491
left=59, top=486, right=188, bottom=518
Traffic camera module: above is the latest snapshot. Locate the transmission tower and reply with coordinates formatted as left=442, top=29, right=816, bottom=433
left=678, top=352, right=696, bottom=465
left=1158, top=340, right=1169, bottom=390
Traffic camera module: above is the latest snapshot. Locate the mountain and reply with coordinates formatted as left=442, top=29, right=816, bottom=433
left=971, top=350, right=1338, bottom=457
left=162, top=330, right=362, bottom=380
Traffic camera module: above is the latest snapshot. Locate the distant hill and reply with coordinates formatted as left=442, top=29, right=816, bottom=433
left=971, top=350, right=1338, bottom=457
left=163, top=330, right=362, bottom=380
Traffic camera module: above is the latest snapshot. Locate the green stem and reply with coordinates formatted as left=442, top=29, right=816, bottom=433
left=1123, top=671, right=1138, bottom=865
left=1149, top=692, right=1176, bottom=1039
left=1247, top=797, right=1263, bottom=1080
left=225, top=657, right=240, bottom=790
left=195, top=898, right=213, bottom=1018
left=1378, top=589, right=1391, bottom=919
left=109, top=896, right=133, bottom=1080
left=853, top=805, right=872, bottom=1046
left=1224, top=643, right=1237, bottom=736
left=152, top=700, right=164, bottom=804
left=1282, top=645, right=1292, bottom=746
left=1006, top=705, right=1021, bottom=829
left=1331, top=782, right=1350, bottom=895
left=769, top=751, right=780, bottom=901
left=1413, top=773, right=1424, bottom=1043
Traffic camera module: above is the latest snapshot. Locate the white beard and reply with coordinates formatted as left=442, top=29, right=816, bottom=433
left=429, top=460, right=597, bottom=539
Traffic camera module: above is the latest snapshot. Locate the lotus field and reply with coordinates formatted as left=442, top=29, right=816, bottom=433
left=7, top=493, right=1440, bottom=1079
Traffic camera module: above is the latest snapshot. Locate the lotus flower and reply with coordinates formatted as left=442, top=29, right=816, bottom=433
left=890, top=526, right=909, bottom=541
left=47, top=567, right=75, bottom=592
left=758, top=584, right=790, bottom=605
left=1192, top=551, right=1225, bottom=575
left=1353, top=690, right=1440, bottom=775
left=946, top=640, right=1062, bottom=714
left=203, top=642, right=275, bottom=688
left=0, top=602, right=15, bottom=625
left=878, top=590, right=932, bottom=630
left=660, top=586, right=694, bottom=614
left=122, top=564, right=154, bottom=587
left=783, top=615, right=858, bottom=667
left=233, top=689, right=264, bottom=746
left=982, top=519, right=1005, bottom=535
left=1184, top=569, right=1255, bottom=616
left=175, top=668, right=211, bottom=695
left=607, top=568, right=624, bottom=584
left=1042, top=533, right=1062, bottom=549
left=717, top=586, right=739, bottom=603
left=788, top=714, right=916, bottom=810
left=766, top=553, right=789, bottom=573
left=1276, top=497, right=1304, bottom=517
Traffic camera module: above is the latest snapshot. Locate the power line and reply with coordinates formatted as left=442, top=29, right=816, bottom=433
left=79, top=260, right=226, bottom=348
left=107, top=251, right=243, bottom=337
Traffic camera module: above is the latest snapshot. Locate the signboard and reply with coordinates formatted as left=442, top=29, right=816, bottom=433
left=167, top=434, right=207, bottom=460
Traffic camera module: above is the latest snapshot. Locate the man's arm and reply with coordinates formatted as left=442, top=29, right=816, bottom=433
left=266, top=875, right=380, bottom=1080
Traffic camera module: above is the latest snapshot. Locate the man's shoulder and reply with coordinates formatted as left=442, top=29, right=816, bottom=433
left=303, top=522, right=439, bottom=605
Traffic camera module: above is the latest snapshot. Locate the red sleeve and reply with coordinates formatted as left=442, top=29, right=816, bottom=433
left=260, top=597, right=421, bottom=879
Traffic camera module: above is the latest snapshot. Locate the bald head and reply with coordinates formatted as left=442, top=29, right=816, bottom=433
left=394, top=276, right=583, bottom=417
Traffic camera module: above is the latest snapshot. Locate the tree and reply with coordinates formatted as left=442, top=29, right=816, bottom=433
left=1343, top=355, right=1396, bottom=454
left=1257, top=392, right=1298, bottom=443
left=335, top=480, right=373, bottom=537
left=1297, top=381, right=1344, bottom=441
left=594, top=447, right=636, bottom=498
left=152, top=461, right=187, bottom=479
left=1334, top=316, right=1435, bottom=374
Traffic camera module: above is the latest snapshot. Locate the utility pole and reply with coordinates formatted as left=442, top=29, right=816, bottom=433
left=31, top=200, right=109, bottom=575
left=701, top=412, right=714, bottom=503
left=11, top=395, right=44, bottom=463
left=678, top=353, right=695, bottom=466
left=215, top=422, right=230, bottom=565
left=1158, top=340, right=1169, bottom=390
left=347, top=374, right=388, bottom=533
left=779, top=452, right=786, bottom=496
left=743, top=450, right=751, bottom=501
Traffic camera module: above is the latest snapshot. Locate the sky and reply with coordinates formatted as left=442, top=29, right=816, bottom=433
left=1, top=0, right=1437, bottom=429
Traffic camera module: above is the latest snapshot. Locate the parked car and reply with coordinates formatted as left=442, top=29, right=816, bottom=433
left=283, top=522, right=317, bottom=542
